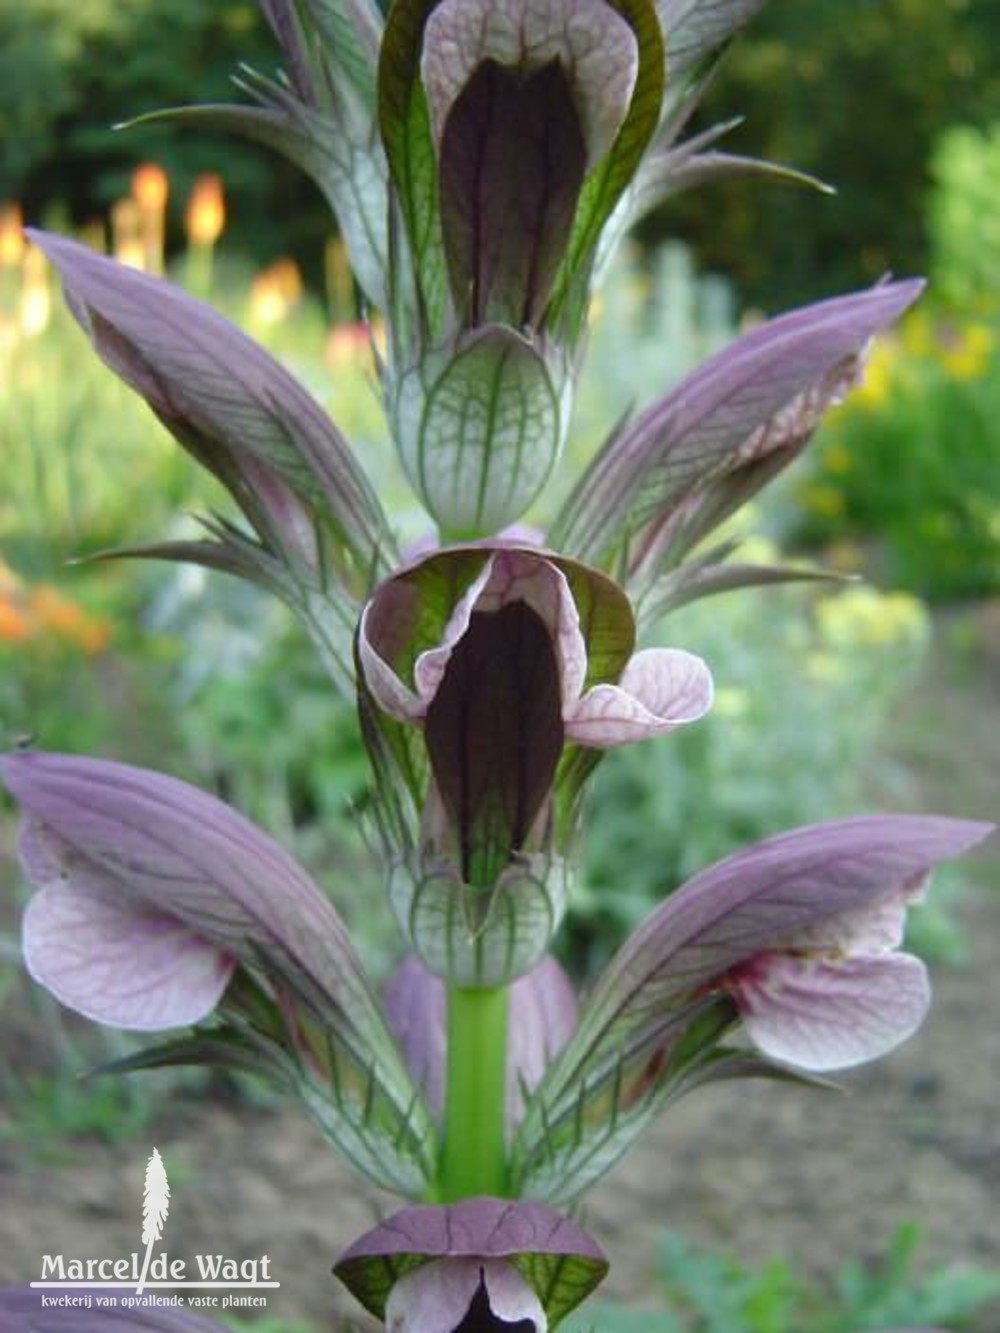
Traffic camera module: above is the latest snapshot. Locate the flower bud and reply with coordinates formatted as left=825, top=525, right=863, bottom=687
left=390, top=327, right=570, bottom=538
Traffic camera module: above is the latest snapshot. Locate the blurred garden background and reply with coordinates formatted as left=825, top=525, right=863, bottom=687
left=1, top=0, right=1000, bottom=1329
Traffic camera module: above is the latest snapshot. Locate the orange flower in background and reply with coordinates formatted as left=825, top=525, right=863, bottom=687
left=30, top=585, right=111, bottom=655
left=19, top=244, right=51, bottom=337
left=0, top=561, right=33, bottom=643
left=185, top=174, right=225, bottom=248
left=0, top=201, right=25, bottom=267
left=131, top=163, right=169, bottom=274
left=112, top=197, right=145, bottom=270
left=0, top=562, right=110, bottom=655
left=0, top=599, right=31, bottom=642
left=249, top=257, right=303, bottom=328
left=132, top=163, right=169, bottom=214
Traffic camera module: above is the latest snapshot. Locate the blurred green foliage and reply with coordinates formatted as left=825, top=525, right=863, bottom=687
left=0, top=1, right=322, bottom=271
left=787, top=120, right=1000, bottom=601
left=5, top=0, right=1000, bottom=309
left=795, top=306, right=1000, bottom=600
left=0, top=297, right=209, bottom=578
left=565, top=1224, right=1000, bottom=1332
left=655, top=0, right=1000, bottom=308
left=928, top=120, right=1000, bottom=312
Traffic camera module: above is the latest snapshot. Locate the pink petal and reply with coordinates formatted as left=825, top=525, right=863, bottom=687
left=565, top=647, right=713, bottom=747
left=5, top=754, right=370, bottom=1029
left=383, top=954, right=446, bottom=1116
left=385, top=1257, right=546, bottom=1331
left=496, top=522, right=546, bottom=546
left=506, top=955, right=578, bottom=1126
left=730, top=950, right=930, bottom=1071
left=23, top=885, right=234, bottom=1031
left=789, top=874, right=927, bottom=956
left=335, top=1198, right=606, bottom=1323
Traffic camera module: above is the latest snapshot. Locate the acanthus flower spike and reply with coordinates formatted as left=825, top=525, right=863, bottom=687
left=6, top=3, right=996, bottom=1329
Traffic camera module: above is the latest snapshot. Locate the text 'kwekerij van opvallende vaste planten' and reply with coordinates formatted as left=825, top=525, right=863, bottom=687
left=1, top=1, right=994, bottom=1330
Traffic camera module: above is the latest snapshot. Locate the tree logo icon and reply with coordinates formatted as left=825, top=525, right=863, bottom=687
left=136, top=1148, right=170, bottom=1294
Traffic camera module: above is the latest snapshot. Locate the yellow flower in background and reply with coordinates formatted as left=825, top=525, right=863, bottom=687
left=19, top=245, right=51, bottom=338
left=816, top=587, right=930, bottom=651
left=940, top=322, right=993, bottom=381
left=821, top=441, right=854, bottom=474
left=851, top=338, right=895, bottom=407
left=0, top=202, right=25, bottom=267
left=899, top=307, right=935, bottom=359
left=735, top=532, right=781, bottom=564
left=131, top=162, right=169, bottom=275
left=797, top=481, right=845, bottom=519
left=713, top=686, right=750, bottom=719
left=111, top=197, right=145, bottom=270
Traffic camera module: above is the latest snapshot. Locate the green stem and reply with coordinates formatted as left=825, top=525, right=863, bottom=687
left=438, top=984, right=509, bottom=1200
left=186, top=243, right=214, bottom=300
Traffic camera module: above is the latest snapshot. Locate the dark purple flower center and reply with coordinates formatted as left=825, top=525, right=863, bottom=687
left=439, top=57, right=586, bottom=327
left=456, top=1270, right=537, bottom=1332
left=425, top=599, right=564, bottom=887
